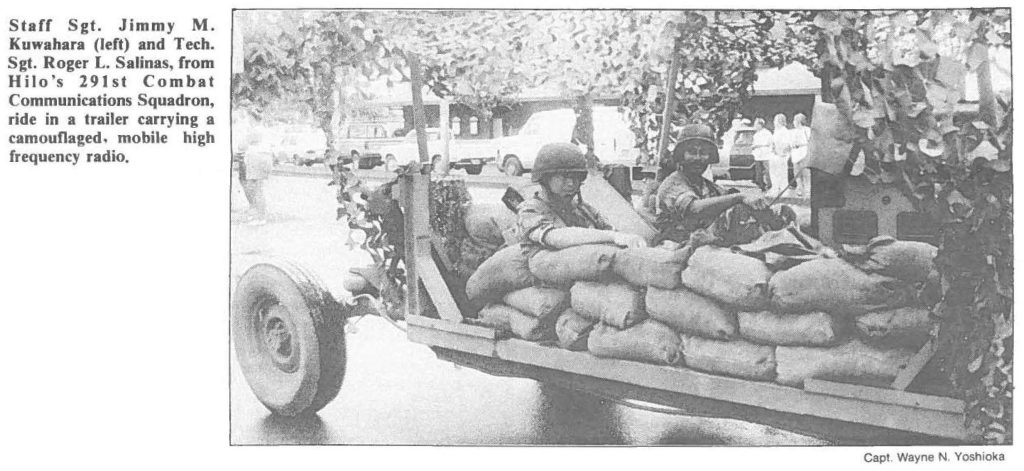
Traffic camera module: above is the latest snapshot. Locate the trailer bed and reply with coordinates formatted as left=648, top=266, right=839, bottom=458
left=406, top=315, right=969, bottom=443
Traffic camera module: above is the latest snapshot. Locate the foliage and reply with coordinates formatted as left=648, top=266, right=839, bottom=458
left=233, top=11, right=398, bottom=152
left=811, top=9, right=1011, bottom=443
left=622, top=11, right=818, bottom=162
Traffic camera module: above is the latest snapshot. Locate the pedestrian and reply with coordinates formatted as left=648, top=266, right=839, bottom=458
left=517, top=142, right=646, bottom=251
left=751, top=118, right=773, bottom=192
left=769, top=113, right=792, bottom=198
left=655, top=124, right=774, bottom=247
left=789, top=113, right=811, bottom=197
left=241, top=134, right=273, bottom=225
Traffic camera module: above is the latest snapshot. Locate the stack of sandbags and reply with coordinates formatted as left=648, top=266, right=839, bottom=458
left=528, top=244, right=618, bottom=286
left=461, top=229, right=936, bottom=390
left=477, top=286, right=568, bottom=341
left=465, top=244, right=535, bottom=307
left=641, top=248, right=778, bottom=380
left=760, top=237, right=938, bottom=388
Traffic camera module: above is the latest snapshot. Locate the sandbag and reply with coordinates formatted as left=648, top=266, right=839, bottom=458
left=646, top=287, right=737, bottom=340
left=503, top=286, right=569, bottom=322
left=570, top=281, right=646, bottom=329
left=775, top=339, right=915, bottom=388
left=464, top=203, right=517, bottom=249
left=465, top=244, right=534, bottom=305
left=529, top=244, right=618, bottom=285
left=679, top=246, right=771, bottom=310
left=612, top=247, right=684, bottom=289
left=770, top=258, right=900, bottom=316
left=852, top=237, right=937, bottom=283
left=588, top=320, right=682, bottom=366
left=855, top=307, right=934, bottom=349
left=681, top=335, right=777, bottom=381
left=738, top=311, right=843, bottom=347
left=555, top=308, right=596, bottom=351
left=477, top=303, right=552, bottom=341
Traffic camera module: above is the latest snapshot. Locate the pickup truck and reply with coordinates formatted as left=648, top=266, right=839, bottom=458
left=496, top=106, right=642, bottom=176
left=377, top=128, right=498, bottom=175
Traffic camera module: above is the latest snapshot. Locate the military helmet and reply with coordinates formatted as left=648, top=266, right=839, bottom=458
left=532, top=142, right=588, bottom=182
left=672, top=123, right=719, bottom=164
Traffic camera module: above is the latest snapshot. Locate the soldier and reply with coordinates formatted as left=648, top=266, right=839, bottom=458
left=656, top=124, right=790, bottom=247
left=517, top=142, right=646, bottom=250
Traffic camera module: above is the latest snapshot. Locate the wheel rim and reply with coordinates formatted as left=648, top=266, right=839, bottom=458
left=258, top=304, right=301, bottom=373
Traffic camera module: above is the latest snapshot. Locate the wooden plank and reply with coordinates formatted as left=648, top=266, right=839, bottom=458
left=406, top=314, right=496, bottom=339
left=407, top=325, right=496, bottom=357
left=408, top=53, right=430, bottom=164
left=492, top=338, right=966, bottom=440
left=416, top=255, right=463, bottom=322
left=656, top=36, right=682, bottom=167
left=410, top=327, right=967, bottom=440
left=400, top=174, right=421, bottom=320
left=891, top=338, right=937, bottom=391
left=805, top=379, right=964, bottom=414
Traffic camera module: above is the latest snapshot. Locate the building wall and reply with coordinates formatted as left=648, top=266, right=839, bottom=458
left=742, top=94, right=818, bottom=129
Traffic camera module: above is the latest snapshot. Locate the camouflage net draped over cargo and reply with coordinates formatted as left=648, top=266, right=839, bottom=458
left=341, top=168, right=476, bottom=315
left=812, top=10, right=1012, bottom=444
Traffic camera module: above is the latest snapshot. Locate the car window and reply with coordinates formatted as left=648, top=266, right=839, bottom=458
left=733, top=130, right=755, bottom=146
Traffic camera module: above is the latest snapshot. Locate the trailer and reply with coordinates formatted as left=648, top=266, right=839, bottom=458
left=230, top=166, right=971, bottom=445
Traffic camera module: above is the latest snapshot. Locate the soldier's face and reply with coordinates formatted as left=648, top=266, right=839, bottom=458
left=679, top=144, right=714, bottom=174
left=547, top=172, right=587, bottom=198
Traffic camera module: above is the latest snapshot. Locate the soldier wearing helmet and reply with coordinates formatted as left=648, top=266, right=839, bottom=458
left=517, top=142, right=646, bottom=250
left=655, top=124, right=770, bottom=245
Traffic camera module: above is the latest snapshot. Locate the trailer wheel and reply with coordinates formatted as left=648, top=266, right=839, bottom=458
left=466, top=165, right=483, bottom=175
left=503, top=156, right=523, bottom=176
left=232, top=261, right=346, bottom=416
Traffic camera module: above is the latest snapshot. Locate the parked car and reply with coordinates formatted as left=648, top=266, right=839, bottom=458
left=276, top=129, right=329, bottom=167
left=709, top=125, right=756, bottom=182
left=496, top=106, right=641, bottom=176
left=378, top=128, right=496, bottom=175
left=336, top=122, right=405, bottom=169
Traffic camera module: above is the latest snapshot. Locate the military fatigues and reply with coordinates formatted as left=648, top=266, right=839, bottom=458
left=517, top=190, right=612, bottom=250
left=655, top=170, right=786, bottom=247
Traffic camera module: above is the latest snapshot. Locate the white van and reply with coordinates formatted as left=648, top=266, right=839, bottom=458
left=497, top=106, right=640, bottom=176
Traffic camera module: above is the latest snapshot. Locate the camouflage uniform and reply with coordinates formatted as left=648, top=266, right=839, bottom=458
left=517, top=190, right=612, bottom=250
left=655, top=170, right=788, bottom=247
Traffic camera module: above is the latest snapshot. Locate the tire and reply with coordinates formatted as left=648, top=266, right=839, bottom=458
left=231, top=261, right=346, bottom=416
left=431, top=154, right=443, bottom=172
left=466, top=165, right=483, bottom=175
left=503, top=155, right=523, bottom=177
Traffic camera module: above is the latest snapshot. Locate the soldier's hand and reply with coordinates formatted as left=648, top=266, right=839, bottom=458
left=613, top=232, right=646, bottom=249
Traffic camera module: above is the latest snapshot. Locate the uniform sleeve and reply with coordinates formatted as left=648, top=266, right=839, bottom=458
left=517, top=198, right=563, bottom=246
left=656, top=175, right=698, bottom=220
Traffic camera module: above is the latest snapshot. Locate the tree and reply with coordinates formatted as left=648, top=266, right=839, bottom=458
left=809, top=9, right=1011, bottom=443
left=232, top=11, right=397, bottom=154
left=621, top=11, right=818, bottom=164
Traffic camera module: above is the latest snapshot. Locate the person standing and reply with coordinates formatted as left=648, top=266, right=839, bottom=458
left=241, top=134, right=273, bottom=225
left=769, top=113, right=792, bottom=198
left=751, top=118, right=773, bottom=192
left=789, top=113, right=812, bottom=197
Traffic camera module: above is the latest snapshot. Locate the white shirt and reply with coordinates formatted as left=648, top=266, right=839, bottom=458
left=752, top=128, right=773, bottom=161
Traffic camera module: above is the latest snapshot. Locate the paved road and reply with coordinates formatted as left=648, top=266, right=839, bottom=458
left=229, top=174, right=824, bottom=445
